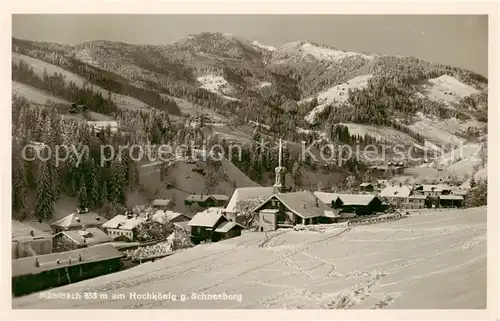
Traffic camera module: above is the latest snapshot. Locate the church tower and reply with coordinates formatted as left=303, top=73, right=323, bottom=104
left=273, top=138, right=287, bottom=194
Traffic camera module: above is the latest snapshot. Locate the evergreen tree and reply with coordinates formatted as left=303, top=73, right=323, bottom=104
left=78, top=183, right=89, bottom=209
left=469, top=176, right=477, bottom=189
left=35, top=159, right=54, bottom=220
left=109, top=159, right=126, bottom=205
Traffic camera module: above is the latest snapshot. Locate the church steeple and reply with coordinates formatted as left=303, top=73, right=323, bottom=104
left=273, top=138, right=286, bottom=194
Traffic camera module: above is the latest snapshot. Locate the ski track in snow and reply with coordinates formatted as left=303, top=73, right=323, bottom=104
left=13, top=207, right=486, bottom=309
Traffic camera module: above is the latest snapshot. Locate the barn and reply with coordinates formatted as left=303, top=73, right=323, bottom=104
left=12, top=244, right=123, bottom=296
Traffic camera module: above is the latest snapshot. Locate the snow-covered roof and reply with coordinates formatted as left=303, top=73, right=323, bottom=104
left=152, top=210, right=187, bottom=224
left=56, top=227, right=111, bottom=246
left=379, top=185, right=412, bottom=198
left=102, top=215, right=146, bottom=230
left=50, top=212, right=107, bottom=229
left=323, top=210, right=340, bottom=218
left=225, top=187, right=274, bottom=212
left=337, top=194, right=379, bottom=206
left=12, top=220, right=52, bottom=242
left=439, top=195, right=464, bottom=201
left=188, top=208, right=226, bottom=228
left=173, top=221, right=190, bottom=231
left=255, top=191, right=329, bottom=219
left=12, top=244, right=123, bottom=278
left=214, top=221, right=243, bottom=233
left=313, top=191, right=340, bottom=205
left=416, top=184, right=451, bottom=192
left=151, top=199, right=173, bottom=207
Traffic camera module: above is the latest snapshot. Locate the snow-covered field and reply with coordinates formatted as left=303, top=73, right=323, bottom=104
left=409, top=113, right=486, bottom=146
left=12, top=81, right=70, bottom=105
left=13, top=207, right=486, bottom=309
left=416, top=75, right=480, bottom=108
left=197, top=75, right=240, bottom=102
left=304, top=74, right=373, bottom=124
left=13, top=53, right=151, bottom=111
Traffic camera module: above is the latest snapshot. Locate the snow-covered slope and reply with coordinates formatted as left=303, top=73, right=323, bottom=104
left=252, top=40, right=276, bottom=52
left=13, top=207, right=486, bottom=309
left=196, top=75, right=240, bottom=101
left=416, top=75, right=480, bottom=108
left=409, top=113, right=486, bottom=146
left=12, top=81, right=70, bottom=106
left=279, top=41, right=374, bottom=62
left=13, top=53, right=151, bottom=111
left=340, top=123, right=422, bottom=147
left=304, top=74, right=373, bottom=124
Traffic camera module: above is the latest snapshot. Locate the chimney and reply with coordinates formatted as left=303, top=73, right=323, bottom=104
left=68, top=258, right=72, bottom=265
left=399, top=183, right=402, bottom=187
left=29, top=230, right=35, bottom=237
left=302, top=203, right=306, bottom=209
left=56, top=259, right=60, bottom=264
left=35, top=258, right=40, bottom=267
left=75, top=217, right=81, bottom=223
left=95, top=216, right=100, bottom=221
left=315, top=199, right=319, bottom=207
left=79, top=253, right=83, bottom=261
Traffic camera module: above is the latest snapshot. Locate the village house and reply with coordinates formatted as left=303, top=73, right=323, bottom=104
left=152, top=210, right=192, bottom=224
left=314, top=191, right=340, bottom=208
left=12, top=220, right=53, bottom=259
left=53, top=227, right=112, bottom=251
left=407, top=195, right=429, bottom=209
left=314, top=192, right=385, bottom=215
left=184, top=194, right=229, bottom=208
left=438, top=195, right=464, bottom=208
left=151, top=198, right=175, bottom=211
left=333, top=194, right=385, bottom=215
left=50, top=208, right=108, bottom=234
left=359, top=183, right=375, bottom=193
left=414, top=184, right=452, bottom=197
left=378, top=184, right=413, bottom=208
left=12, top=244, right=123, bottom=297
left=369, top=163, right=404, bottom=176
left=188, top=207, right=243, bottom=244
left=173, top=221, right=190, bottom=233
left=23, top=220, right=53, bottom=234
left=252, top=191, right=336, bottom=231
left=451, top=187, right=469, bottom=197
left=214, top=221, right=244, bottom=241
left=224, top=186, right=275, bottom=220
left=101, top=213, right=147, bottom=242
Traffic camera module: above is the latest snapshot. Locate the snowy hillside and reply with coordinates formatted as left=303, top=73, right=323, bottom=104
left=416, top=75, right=480, bottom=108
left=252, top=40, right=276, bottom=52
left=13, top=207, right=486, bottom=309
left=304, top=75, right=373, bottom=124
left=409, top=113, right=486, bottom=146
left=340, top=123, right=422, bottom=147
left=13, top=53, right=151, bottom=111
left=278, top=41, right=374, bottom=62
left=13, top=81, right=70, bottom=106
left=197, top=75, right=240, bottom=101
